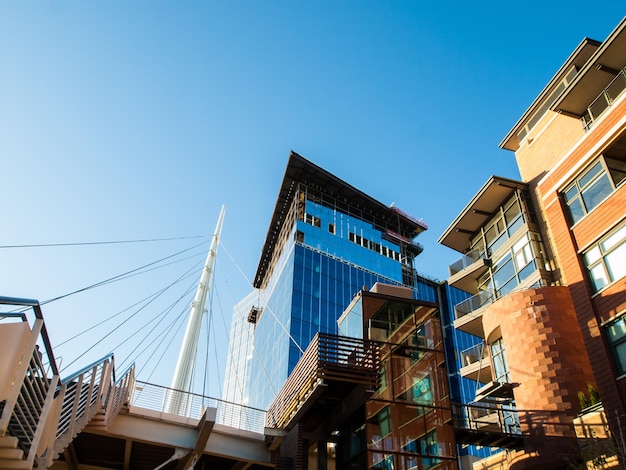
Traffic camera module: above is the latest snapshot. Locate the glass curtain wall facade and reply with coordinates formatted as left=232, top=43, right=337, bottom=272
left=439, top=283, right=500, bottom=465
left=229, top=152, right=431, bottom=410
left=221, top=290, right=258, bottom=417
left=248, top=205, right=430, bottom=409
left=337, top=289, right=458, bottom=469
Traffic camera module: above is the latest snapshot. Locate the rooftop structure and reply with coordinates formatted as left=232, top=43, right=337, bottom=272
left=224, top=151, right=436, bottom=411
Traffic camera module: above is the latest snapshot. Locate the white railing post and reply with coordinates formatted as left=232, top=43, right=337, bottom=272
left=26, top=375, right=59, bottom=468
left=66, top=373, right=85, bottom=441
left=42, top=384, right=65, bottom=468
left=0, top=319, right=43, bottom=434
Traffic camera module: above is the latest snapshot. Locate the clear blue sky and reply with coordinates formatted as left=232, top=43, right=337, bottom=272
left=1, top=2, right=624, bottom=399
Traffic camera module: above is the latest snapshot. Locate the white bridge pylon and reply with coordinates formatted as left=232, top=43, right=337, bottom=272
left=165, top=205, right=225, bottom=415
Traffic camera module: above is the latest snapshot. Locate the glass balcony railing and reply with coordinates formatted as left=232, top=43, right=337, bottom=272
left=460, top=343, right=489, bottom=368
left=448, top=249, right=489, bottom=276
left=454, top=290, right=495, bottom=320
left=581, top=67, right=626, bottom=130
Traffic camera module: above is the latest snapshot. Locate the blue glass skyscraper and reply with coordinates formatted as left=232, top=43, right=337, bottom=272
left=223, top=152, right=434, bottom=410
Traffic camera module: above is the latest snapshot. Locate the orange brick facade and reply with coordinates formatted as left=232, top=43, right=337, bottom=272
left=441, top=20, right=626, bottom=468
left=531, top=105, right=626, bottom=438
left=482, top=286, right=595, bottom=469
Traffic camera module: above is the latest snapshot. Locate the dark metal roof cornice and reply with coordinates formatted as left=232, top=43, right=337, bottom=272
left=438, top=176, right=527, bottom=253
left=253, top=151, right=427, bottom=288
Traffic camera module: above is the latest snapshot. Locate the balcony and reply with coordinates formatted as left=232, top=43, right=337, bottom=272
left=266, top=333, right=381, bottom=431
left=581, top=67, right=626, bottom=130
left=459, top=343, right=491, bottom=383
left=452, top=402, right=523, bottom=449
left=453, top=290, right=494, bottom=337
left=447, top=250, right=491, bottom=294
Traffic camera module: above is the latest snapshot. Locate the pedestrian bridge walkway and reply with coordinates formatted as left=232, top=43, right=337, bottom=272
left=0, top=296, right=279, bottom=470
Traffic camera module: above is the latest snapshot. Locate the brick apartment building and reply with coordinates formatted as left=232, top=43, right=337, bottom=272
left=501, top=15, right=626, bottom=442
left=440, top=15, right=626, bottom=469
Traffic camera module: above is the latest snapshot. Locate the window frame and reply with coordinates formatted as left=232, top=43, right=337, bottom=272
left=606, top=313, right=626, bottom=377
left=584, top=221, right=626, bottom=293
left=562, top=156, right=626, bottom=226
left=490, top=338, right=511, bottom=383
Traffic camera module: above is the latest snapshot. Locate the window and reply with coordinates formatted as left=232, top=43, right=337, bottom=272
left=563, top=156, right=626, bottom=225
left=404, top=431, right=439, bottom=470
left=377, top=406, right=392, bottom=437
left=304, top=214, right=321, bottom=227
left=378, top=364, right=388, bottom=392
left=492, top=254, right=517, bottom=296
left=584, top=222, right=626, bottom=292
left=485, top=219, right=507, bottom=253
left=607, top=315, right=626, bottom=375
left=512, top=235, right=536, bottom=282
left=481, top=194, right=526, bottom=255
left=411, top=375, right=432, bottom=405
left=479, top=233, right=540, bottom=298
left=491, top=338, right=511, bottom=383
left=328, top=223, right=335, bottom=234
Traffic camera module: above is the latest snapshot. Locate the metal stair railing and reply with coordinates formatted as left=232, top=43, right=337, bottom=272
left=0, top=296, right=60, bottom=469
left=96, top=363, right=135, bottom=429
left=51, top=354, right=115, bottom=457
left=0, top=296, right=136, bottom=469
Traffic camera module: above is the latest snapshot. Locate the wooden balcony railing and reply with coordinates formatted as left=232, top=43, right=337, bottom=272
left=266, top=333, right=381, bottom=430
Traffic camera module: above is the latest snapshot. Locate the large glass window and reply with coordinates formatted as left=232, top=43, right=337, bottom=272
left=476, top=193, right=526, bottom=256
left=404, top=431, right=439, bottom=470
left=492, top=254, right=516, bottom=296
left=607, top=315, right=626, bottom=375
left=479, top=233, right=540, bottom=298
left=490, top=338, right=511, bottom=383
left=584, top=222, right=626, bottom=292
left=377, top=406, right=392, bottom=437
left=563, top=156, right=626, bottom=225
left=411, top=375, right=433, bottom=405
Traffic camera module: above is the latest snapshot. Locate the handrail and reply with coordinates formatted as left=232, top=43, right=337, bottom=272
left=0, top=296, right=59, bottom=462
left=448, top=249, right=489, bottom=276
left=55, top=356, right=113, bottom=441
left=452, top=402, right=521, bottom=436
left=266, top=333, right=380, bottom=430
left=0, top=296, right=59, bottom=376
left=0, top=312, right=28, bottom=321
left=581, top=67, right=626, bottom=130
left=0, top=297, right=135, bottom=468
left=453, top=280, right=550, bottom=321
left=61, top=353, right=115, bottom=383
left=130, top=380, right=267, bottom=433
left=454, top=290, right=494, bottom=320
left=460, top=342, right=489, bottom=368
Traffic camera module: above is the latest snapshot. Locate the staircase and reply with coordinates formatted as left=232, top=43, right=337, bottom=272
left=0, top=296, right=135, bottom=469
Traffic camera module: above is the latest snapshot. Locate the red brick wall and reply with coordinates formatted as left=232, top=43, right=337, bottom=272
left=482, top=286, right=595, bottom=469
left=531, top=99, right=626, bottom=443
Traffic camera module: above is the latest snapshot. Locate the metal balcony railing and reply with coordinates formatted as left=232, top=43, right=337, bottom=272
left=448, top=249, right=488, bottom=276
left=130, top=381, right=267, bottom=434
left=581, top=67, right=626, bottom=130
left=454, top=290, right=495, bottom=320
left=452, top=402, right=521, bottom=437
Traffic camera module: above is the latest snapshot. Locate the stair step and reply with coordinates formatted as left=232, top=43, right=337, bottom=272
left=0, top=447, right=24, bottom=460
left=0, top=459, right=30, bottom=469
left=0, top=436, right=19, bottom=449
